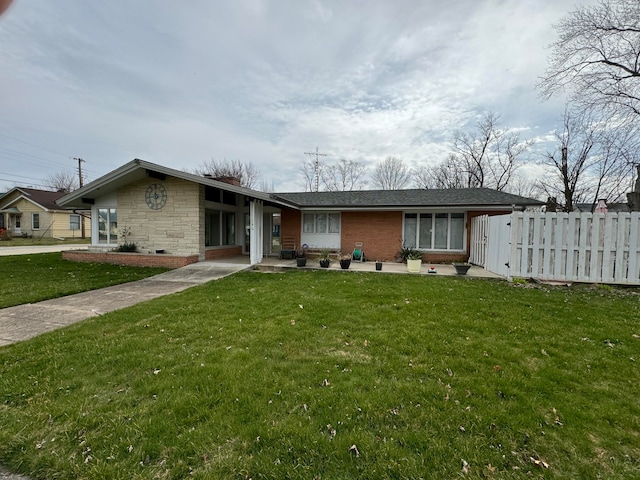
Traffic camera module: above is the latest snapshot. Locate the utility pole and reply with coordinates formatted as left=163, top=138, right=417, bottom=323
left=74, top=157, right=86, bottom=238
left=74, top=157, right=85, bottom=187
left=304, top=147, right=328, bottom=192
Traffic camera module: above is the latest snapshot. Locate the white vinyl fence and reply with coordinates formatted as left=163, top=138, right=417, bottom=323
left=472, top=211, right=640, bottom=285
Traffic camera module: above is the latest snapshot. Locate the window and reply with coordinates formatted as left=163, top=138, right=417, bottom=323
left=32, top=213, right=40, bottom=229
left=69, top=214, right=81, bottom=231
left=404, top=212, right=465, bottom=251
left=205, top=209, right=235, bottom=246
left=15, top=216, right=21, bottom=228
left=302, top=213, right=340, bottom=234
left=98, top=208, right=117, bottom=244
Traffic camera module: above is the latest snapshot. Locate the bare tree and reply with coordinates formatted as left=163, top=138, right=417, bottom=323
left=257, top=178, right=275, bottom=193
left=539, top=0, right=640, bottom=123
left=537, top=108, right=637, bottom=211
left=300, top=156, right=327, bottom=192
left=504, top=173, right=543, bottom=200
left=322, top=159, right=367, bottom=191
left=445, top=112, right=533, bottom=191
left=194, top=158, right=261, bottom=189
left=371, top=156, right=412, bottom=190
left=417, top=113, right=533, bottom=191
left=42, top=171, right=77, bottom=192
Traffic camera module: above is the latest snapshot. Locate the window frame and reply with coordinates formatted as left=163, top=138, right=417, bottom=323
left=403, top=211, right=466, bottom=252
left=32, top=213, right=40, bottom=230
left=301, top=212, right=341, bottom=234
left=69, top=214, right=81, bottom=231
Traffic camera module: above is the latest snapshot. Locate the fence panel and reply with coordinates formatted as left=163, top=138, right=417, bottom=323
left=509, top=211, right=640, bottom=285
left=469, top=215, right=488, bottom=267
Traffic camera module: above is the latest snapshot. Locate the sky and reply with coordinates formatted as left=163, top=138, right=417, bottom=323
left=0, top=0, right=589, bottom=193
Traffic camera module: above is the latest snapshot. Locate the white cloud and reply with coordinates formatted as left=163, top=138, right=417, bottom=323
left=0, top=0, right=594, bottom=192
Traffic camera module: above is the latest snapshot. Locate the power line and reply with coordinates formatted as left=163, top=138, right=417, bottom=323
left=0, top=132, right=72, bottom=158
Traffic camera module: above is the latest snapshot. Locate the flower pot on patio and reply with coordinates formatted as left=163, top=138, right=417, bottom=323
left=339, top=256, right=351, bottom=270
left=407, top=258, right=422, bottom=273
left=453, top=263, right=471, bottom=275
left=319, top=259, right=330, bottom=268
left=375, top=261, right=382, bottom=271
left=296, top=257, right=307, bottom=267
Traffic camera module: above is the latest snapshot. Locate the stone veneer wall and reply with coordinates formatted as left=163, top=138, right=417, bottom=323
left=117, top=177, right=205, bottom=257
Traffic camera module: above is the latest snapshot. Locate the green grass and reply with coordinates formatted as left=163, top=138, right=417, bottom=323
left=1, top=271, right=639, bottom=479
left=0, top=237, right=90, bottom=247
left=0, top=253, right=169, bottom=308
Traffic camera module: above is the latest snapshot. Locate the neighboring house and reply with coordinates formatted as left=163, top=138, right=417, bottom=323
left=57, top=159, right=543, bottom=266
left=574, top=201, right=629, bottom=213
left=0, top=187, right=89, bottom=239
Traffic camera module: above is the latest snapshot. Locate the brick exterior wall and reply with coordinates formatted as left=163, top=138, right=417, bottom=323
left=280, top=208, right=302, bottom=250
left=280, top=208, right=512, bottom=264
left=62, top=250, right=199, bottom=268
left=117, top=178, right=204, bottom=257
left=205, top=246, right=243, bottom=260
left=340, top=211, right=403, bottom=261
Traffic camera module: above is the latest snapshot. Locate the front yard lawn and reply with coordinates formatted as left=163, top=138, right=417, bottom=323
left=0, top=253, right=169, bottom=308
left=0, top=271, right=639, bottom=479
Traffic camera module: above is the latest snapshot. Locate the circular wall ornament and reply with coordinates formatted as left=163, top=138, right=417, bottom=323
left=145, top=183, right=167, bottom=210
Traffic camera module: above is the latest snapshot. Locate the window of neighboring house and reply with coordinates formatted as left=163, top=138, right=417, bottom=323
left=302, top=212, right=340, bottom=234
left=32, top=213, right=40, bottom=229
left=69, top=214, right=81, bottom=231
left=404, top=212, right=465, bottom=251
left=98, top=208, right=117, bottom=244
left=0, top=214, right=4, bottom=229
left=15, top=216, right=21, bottom=228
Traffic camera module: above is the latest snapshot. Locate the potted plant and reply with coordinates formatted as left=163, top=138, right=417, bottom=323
left=453, top=262, right=471, bottom=275
left=406, top=249, right=423, bottom=273
left=339, top=254, right=351, bottom=270
left=375, top=260, right=383, bottom=271
left=319, top=248, right=331, bottom=268
left=296, top=253, right=307, bottom=267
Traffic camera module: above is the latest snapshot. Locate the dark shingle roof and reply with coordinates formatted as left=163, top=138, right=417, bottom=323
left=273, top=188, right=543, bottom=209
left=1, top=187, right=69, bottom=210
left=575, top=202, right=629, bottom=213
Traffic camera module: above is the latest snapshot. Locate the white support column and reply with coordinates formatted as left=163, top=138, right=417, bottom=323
left=250, top=200, right=264, bottom=265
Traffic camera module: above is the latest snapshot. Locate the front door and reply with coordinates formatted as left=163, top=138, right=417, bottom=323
left=10, top=214, right=21, bottom=235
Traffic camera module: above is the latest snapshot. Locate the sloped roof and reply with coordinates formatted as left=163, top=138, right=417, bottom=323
left=273, top=188, right=543, bottom=210
left=0, top=187, right=70, bottom=211
left=575, top=202, right=629, bottom=213
left=58, top=159, right=288, bottom=209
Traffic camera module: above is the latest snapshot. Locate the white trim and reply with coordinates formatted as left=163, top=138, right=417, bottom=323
left=403, top=211, right=467, bottom=252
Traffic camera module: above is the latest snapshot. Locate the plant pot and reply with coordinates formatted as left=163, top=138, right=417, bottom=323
left=375, top=262, right=382, bottom=271
left=407, top=258, right=422, bottom=273
left=339, top=259, right=351, bottom=270
left=296, top=257, right=307, bottom=267
left=319, top=259, right=330, bottom=268
left=453, top=263, right=471, bottom=275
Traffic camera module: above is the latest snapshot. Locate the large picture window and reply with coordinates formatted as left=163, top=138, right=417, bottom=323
left=404, top=212, right=465, bottom=251
left=205, top=209, right=235, bottom=246
left=302, top=212, right=340, bottom=234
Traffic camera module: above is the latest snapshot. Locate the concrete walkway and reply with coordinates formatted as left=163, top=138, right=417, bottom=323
left=0, top=261, right=250, bottom=347
left=0, top=244, right=88, bottom=256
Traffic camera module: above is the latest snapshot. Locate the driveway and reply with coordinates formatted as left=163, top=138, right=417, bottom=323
left=0, top=261, right=250, bottom=347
